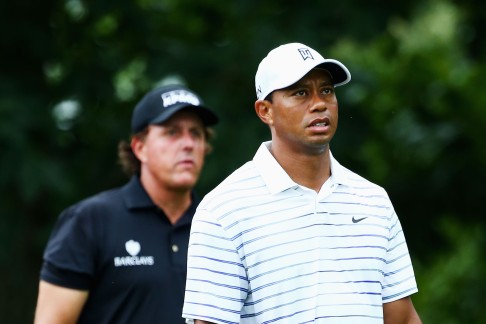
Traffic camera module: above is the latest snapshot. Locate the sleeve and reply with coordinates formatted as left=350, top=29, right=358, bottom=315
left=382, top=209, right=419, bottom=303
left=182, top=208, right=248, bottom=324
left=40, top=203, right=98, bottom=290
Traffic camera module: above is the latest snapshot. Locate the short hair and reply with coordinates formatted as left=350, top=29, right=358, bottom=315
left=264, top=92, right=273, bottom=103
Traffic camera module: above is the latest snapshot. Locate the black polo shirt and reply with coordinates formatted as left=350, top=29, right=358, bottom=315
left=40, top=176, right=198, bottom=324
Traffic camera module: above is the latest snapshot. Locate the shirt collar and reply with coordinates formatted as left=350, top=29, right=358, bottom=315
left=329, top=152, right=353, bottom=187
left=122, top=175, right=155, bottom=209
left=121, top=176, right=199, bottom=226
left=253, top=141, right=353, bottom=194
left=253, top=141, right=297, bottom=194
left=122, top=176, right=155, bottom=209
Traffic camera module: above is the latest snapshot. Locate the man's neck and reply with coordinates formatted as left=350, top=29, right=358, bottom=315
left=140, top=175, right=192, bottom=224
left=269, top=141, right=331, bottom=193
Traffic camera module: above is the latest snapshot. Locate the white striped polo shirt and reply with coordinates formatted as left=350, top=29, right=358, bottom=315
left=183, top=142, right=418, bottom=324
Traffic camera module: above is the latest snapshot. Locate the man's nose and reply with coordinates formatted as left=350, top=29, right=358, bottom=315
left=309, top=92, right=327, bottom=112
left=180, top=132, right=196, bottom=149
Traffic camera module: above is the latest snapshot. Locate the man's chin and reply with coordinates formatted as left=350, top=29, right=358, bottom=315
left=171, top=175, right=199, bottom=190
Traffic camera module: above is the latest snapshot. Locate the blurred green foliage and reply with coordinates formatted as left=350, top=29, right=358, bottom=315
left=1, top=0, right=485, bottom=322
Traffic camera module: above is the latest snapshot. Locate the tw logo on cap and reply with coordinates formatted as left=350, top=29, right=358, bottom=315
left=161, top=90, right=200, bottom=108
left=298, top=48, right=314, bottom=61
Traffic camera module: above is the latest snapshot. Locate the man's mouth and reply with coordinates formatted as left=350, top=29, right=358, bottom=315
left=309, top=117, right=330, bottom=127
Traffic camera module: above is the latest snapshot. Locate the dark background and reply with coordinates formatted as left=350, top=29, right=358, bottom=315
left=1, top=0, right=485, bottom=322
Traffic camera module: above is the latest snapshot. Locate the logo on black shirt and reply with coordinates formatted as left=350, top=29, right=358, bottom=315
left=114, top=240, right=154, bottom=267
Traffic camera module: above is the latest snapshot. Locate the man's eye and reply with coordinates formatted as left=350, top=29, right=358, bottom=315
left=166, top=128, right=178, bottom=136
left=191, top=129, right=204, bottom=138
left=295, top=90, right=306, bottom=96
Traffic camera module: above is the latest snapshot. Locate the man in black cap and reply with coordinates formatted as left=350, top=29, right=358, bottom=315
left=34, top=84, right=219, bottom=324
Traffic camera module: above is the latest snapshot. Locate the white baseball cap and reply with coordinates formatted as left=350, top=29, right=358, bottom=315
left=255, top=42, right=351, bottom=100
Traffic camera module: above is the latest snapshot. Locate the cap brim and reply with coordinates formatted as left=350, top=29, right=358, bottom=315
left=317, top=60, right=351, bottom=87
left=150, top=104, right=219, bottom=126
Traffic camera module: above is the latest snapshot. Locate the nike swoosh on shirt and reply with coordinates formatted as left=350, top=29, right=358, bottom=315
left=352, top=216, right=367, bottom=223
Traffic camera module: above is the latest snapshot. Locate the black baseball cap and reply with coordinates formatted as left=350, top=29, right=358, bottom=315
left=131, top=84, right=219, bottom=133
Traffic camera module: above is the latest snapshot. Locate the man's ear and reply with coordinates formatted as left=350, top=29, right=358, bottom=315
left=255, top=100, right=273, bottom=126
left=131, top=136, right=147, bottom=163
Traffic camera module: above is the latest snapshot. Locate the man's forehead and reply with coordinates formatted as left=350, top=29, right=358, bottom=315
left=288, top=68, right=334, bottom=88
left=305, top=67, right=333, bottom=80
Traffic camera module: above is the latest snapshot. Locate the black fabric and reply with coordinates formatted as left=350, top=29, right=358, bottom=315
left=40, top=176, right=198, bottom=324
left=131, top=84, right=218, bottom=133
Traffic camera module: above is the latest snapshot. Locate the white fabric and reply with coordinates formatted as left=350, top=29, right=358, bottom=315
left=183, top=142, right=418, bottom=324
left=254, top=42, right=351, bottom=100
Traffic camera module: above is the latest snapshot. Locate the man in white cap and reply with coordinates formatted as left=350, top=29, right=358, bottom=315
left=182, top=43, right=421, bottom=323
